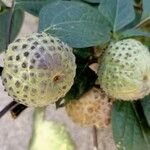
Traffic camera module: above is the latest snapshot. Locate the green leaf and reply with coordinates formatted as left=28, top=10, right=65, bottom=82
left=14, top=0, right=57, bottom=16
left=121, top=28, right=150, bottom=38
left=119, top=10, right=141, bottom=31
left=39, top=1, right=111, bottom=48
left=142, top=0, right=150, bottom=21
left=98, top=0, right=135, bottom=32
left=112, top=101, right=150, bottom=150
left=141, top=95, right=150, bottom=127
left=0, top=9, right=24, bottom=52
left=11, top=9, right=24, bottom=41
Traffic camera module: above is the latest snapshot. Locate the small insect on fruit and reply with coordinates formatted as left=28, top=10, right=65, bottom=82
left=2, top=32, right=76, bottom=107
left=66, top=87, right=113, bottom=128
left=98, top=39, right=150, bottom=100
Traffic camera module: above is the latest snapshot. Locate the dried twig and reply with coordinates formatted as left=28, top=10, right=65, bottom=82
left=0, top=101, right=17, bottom=118
left=10, top=104, right=27, bottom=119
left=135, top=17, right=150, bottom=28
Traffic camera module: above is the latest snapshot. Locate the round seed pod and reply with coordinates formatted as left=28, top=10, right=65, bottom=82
left=2, top=32, right=76, bottom=107
left=98, top=39, right=150, bottom=100
left=65, top=87, right=113, bottom=128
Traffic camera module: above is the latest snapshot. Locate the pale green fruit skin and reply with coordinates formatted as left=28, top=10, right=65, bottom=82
left=29, top=121, right=75, bottom=150
left=98, top=39, right=150, bottom=100
left=2, top=32, right=76, bottom=107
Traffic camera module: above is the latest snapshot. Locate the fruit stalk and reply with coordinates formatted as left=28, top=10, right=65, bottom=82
left=33, top=107, right=46, bottom=126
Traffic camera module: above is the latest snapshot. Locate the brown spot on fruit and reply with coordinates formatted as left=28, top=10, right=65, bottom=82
left=53, top=75, right=64, bottom=83
left=143, top=75, right=148, bottom=82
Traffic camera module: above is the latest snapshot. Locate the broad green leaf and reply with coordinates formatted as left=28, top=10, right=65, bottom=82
left=121, top=28, right=150, bottom=38
left=11, top=9, right=24, bottom=41
left=14, top=0, right=57, bottom=16
left=119, top=10, right=141, bottom=31
left=141, top=95, right=150, bottom=127
left=39, top=1, right=111, bottom=48
left=112, top=101, right=150, bottom=150
left=142, top=0, right=150, bottom=21
left=98, top=0, right=135, bottom=32
left=0, top=9, right=24, bottom=52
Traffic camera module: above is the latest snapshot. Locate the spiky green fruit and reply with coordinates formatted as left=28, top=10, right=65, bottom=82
left=66, top=88, right=112, bottom=128
left=98, top=39, right=150, bottom=100
left=2, top=32, right=76, bottom=107
left=29, top=108, right=75, bottom=150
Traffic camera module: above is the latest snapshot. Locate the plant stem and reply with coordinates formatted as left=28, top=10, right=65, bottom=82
left=5, top=0, right=15, bottom=50
left=92, top=125, right=98, bottom=150
left=135, top=17, right=150, bottom=28
left=33, top=107, right=46, bottom=127
left=10, top=104, right=27, bottom=119
left=133, top=3, right=142, bottom=11
left=0, top=101, right=18, bottom=118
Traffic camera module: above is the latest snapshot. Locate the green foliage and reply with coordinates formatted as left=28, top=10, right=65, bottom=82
left=121, top=28, right=150, bottom=38
left=141, top=95, right=150, bottom=126
left=98, top=0, right=135, bottom=32
left=112, top=101, right=150, bottom=150
left=1, top=0, right=150, bottom=149
left=39, top=1, right=111, bottom=48
left=0, top=9, right=24, bottom=52
left=14, top=0, right=57, bottom=16
left=119, top=10, right=142, bottom=31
